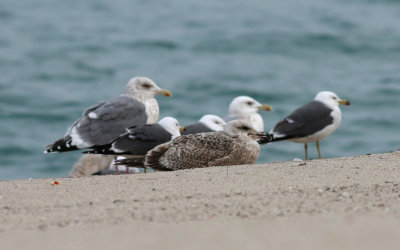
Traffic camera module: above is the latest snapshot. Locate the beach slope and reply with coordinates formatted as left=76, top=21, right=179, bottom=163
left=1, top=152, right=400, bottom=249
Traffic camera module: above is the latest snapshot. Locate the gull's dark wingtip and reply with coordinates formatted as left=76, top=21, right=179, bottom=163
left=257, top=133, right=274, bottom=145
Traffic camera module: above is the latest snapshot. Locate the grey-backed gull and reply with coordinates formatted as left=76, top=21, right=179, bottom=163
left=44, top=77, right=171, bottom=153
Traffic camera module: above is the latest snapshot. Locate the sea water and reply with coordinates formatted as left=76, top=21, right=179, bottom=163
left=0, top=0, right=399, bottom=180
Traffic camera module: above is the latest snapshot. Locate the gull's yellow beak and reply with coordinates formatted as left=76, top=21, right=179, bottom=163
left=179, top=126, right=186, bottom=132
left=258, top=104, right=273, bottom=111
left=156, top=89, right=172, bottom=97
left=339, top=99, right=351, bottom=106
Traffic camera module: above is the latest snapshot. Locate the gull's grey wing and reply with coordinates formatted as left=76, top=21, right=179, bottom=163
left=272, top=101, right=333, bottom=141
left=180, top=122, right=214, bottom=135
left=71, top=96, right=147, bottom=147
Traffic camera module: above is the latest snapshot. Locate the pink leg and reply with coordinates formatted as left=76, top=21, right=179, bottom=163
left=114, top=157, right=119, bottom=174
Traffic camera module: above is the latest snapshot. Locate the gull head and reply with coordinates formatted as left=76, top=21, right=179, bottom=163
left=125, top=77, right=172, bottom=98
left=224, top=120, right=266, bottom=140
left=228, top=96, right=272, bottom=117
left=314, top=91, right=351, bottom=108
left=158, top=117, right=183, bottom=139
left=199, top=114, right=226, bottom=131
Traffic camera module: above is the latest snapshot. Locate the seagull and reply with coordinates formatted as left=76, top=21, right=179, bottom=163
left=225, top=96, right=272, bottom=131
left=44, top=77, right=171, bottom=153
left=121, top=120, right=273, bottom=171
left=181, top=114, right=226, bottom=135
left=83, top=117, right=183, bottom=173
left=268, top=91, right=350, bottom=160
left=85, top=117, right=183, bottom=156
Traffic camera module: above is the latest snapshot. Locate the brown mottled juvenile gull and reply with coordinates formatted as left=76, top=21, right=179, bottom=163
left=44, top=77, right=171, bottom=153
left=181, top=114, right=226, bottom=135
left=267, top=91, right=350, bottom=160
left=225, top=96, right=272, bottom=131
left=140, top=120, right=272, bottom=171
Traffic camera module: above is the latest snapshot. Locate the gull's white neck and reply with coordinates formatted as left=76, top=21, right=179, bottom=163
left=122, top=93, right=159, bottom=124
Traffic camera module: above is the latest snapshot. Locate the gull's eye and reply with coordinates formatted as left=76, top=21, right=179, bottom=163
left=239, top=125, right=250, bottom=131
left=215, top=121, right=220, bottom=124
left=142, top=83, right=152, bottom=89
left=246, top=101, right=253, bottom=105
left=332, top=96, right=337, bottom=100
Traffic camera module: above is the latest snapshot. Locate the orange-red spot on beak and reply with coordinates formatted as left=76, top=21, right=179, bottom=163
left=258, top=104, right=273, bottom=111
left=339, top=99, right=351, bottom=106
left=157, top=89, right=172, bottom=97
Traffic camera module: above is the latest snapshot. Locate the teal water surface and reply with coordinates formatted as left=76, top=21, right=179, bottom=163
left=1, top=0, right=399, bottom=180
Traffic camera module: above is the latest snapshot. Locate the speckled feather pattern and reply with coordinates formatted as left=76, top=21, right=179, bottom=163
left=145, top=131, right=260, bottom=171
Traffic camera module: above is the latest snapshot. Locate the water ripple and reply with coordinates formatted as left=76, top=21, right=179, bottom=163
left=0, top=9, right=13, bottom=20
left=1, top=0, right=400, bottom=179
left=117, top=40, right=181, bottom=50
left=192, top=31, right=400, bottom=56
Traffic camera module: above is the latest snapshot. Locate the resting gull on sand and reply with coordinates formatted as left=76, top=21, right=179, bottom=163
left=181, top=114, right=226, bottom=135
left=82, top=117, right=183, bottom=173
left=44, top=77, right=171, bottom=153
left=85, top=117, right=183, bottom=156
left=124, top=120, right=273, bottom=171
left=225, top=96, right=272, bottom=131
left=266, top=91, right=350, bottom=160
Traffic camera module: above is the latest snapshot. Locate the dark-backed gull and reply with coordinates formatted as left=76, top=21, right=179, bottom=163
left=139, top=120, right=273, bottom=171
left=181, top=114, right=226, bottom=135
left=225, top=96, right=272, bottom=131
left=85, top=117, right=183, bottom=156
left=267, top=91, right=350, bottom=160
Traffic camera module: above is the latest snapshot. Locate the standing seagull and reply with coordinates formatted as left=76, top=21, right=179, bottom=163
left=268, top=91, right=350, bottom=160
left=138, top=120, right=273, bottom=171
left=44, top=77, right=171, bottom=153
left=181, top=114, right=226, bottom=135
left=225, top=96, right=272, bottom=131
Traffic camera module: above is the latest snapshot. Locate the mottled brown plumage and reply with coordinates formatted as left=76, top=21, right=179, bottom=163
left=144, top=120, right=271, bottom=171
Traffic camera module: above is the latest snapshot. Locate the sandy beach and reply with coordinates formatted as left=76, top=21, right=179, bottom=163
left=1, top=151, right=400, bottom=249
